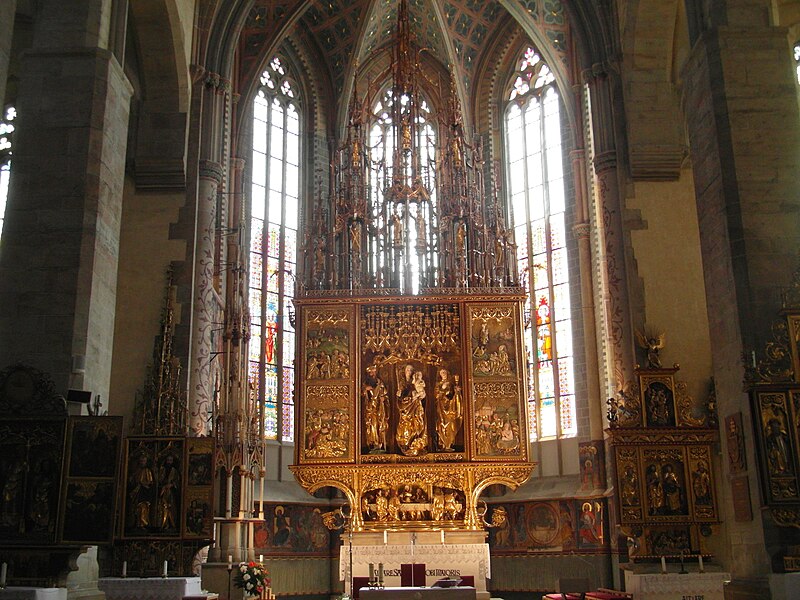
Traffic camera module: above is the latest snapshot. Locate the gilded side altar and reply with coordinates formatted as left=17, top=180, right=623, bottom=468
left=291, top=292, right=536, bottom=531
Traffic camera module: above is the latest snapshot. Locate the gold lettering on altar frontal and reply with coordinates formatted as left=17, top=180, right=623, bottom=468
left=292, top=296, right=535, bottom=531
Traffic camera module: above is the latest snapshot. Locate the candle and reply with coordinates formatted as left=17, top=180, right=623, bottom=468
left=227, top=555, right=233, bottom=570
left=122, top=561, right=127, bottom=578
left=661, top=556, right=667, bottom=573
left=259, top=554, right=263, bottom=564
left=383, top=530, right=388, bottom=545
left=163, top=560, right=168, bottom=577
left=369, top=563, right=375, bottom=583
left=440, top=530, right=445, bottom=545
left=1, top=562, right=7, bottom=587
left=699, top=554, right=704, bottom=572
left=378, top=563, right=384, bottom=586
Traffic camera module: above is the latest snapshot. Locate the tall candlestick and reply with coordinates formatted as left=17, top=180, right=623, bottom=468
left=661, top=556, right=667, bottom=573
left=378, top=563, right=384, bottom=586
left=699, top=554, right=704, bottom=573
left=122, top=561, right=127, bottom=578
left=369, top=563, right=375, bottom=583
left=163, top=560, right=168, bottom=578
left=1, top=562, right=7, bottom=587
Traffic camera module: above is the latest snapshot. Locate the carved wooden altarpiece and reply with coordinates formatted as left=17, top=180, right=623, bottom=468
left=291, top=291, right=536, bottom=531
left=745, top=265, right=800, bottom=569
left=113, top=274, right=215, bottom=577
left=0, top=364, right=122, bottom=586
left=607, top=363, right=718, bottom=561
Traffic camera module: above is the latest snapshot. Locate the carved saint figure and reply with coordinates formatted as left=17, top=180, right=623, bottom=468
left=646, top=464, right=663, bottom=516
left=129, top=454, right=155, bottom=529
left=726, top=413, right=746, bottom=472
left=157, top=453, right=180, bottom=531
left=392, top=211, right=404, bottom=247
left=692, top=461, right=712, bottom=506
left=662, top=464, right=684, bottom=514
left=766, top=417, right=792, bottom=474
left=396, top=364, right=428, bottom=456
left=621, top=465, right=640, bottom=506
left=363, top=364, right=389, bottom=453
left=435, top=369, right=462, bottom=451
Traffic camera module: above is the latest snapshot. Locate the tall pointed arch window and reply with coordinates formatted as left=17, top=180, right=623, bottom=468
left=249, top=56, right=300, bottom=441
left=505, top=48, right=576, bottom=440
left=0, top=105, right=16, bottom=240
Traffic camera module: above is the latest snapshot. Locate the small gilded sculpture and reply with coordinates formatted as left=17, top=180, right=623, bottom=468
left=435, top=369, right=462, bottom=451
left=636, top=329, right=666, bottom=369
left=363, top=364, right=389, bottom=453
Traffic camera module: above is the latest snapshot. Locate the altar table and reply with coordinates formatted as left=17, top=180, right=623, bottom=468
left=622, top=570, right=729, bottom=600
left=0, top=588, right=67, bottom=600
left=360, top=587, right=477, bottom=600
left=98, top=576, right=204, bottom=600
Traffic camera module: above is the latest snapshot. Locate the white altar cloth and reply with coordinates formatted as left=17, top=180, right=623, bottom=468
left=623, top=570, right=730, bottom=600
left=0, top=588, right=67, bottom=600
left=98, top=577, right=203, bottom=600
left=339, top=543, right=491, bottom=588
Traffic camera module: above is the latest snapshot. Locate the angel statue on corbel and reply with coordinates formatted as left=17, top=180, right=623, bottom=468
left=636, top=329, right=666, bottom=369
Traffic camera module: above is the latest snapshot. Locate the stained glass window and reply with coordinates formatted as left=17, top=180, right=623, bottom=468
left=0, top=106, right=16, bottom=241
left=249, top=56, right=300, bottom=441
left=794, top=41, right=800, bottom=85
left=505, top=48, right=576, bottom=440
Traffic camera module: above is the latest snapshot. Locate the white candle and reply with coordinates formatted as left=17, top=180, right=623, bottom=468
left=259, top=554, right=263, bottom=564
left=661, top=556, right=667, bottom=573
left=1, top=562, right=7, bottom=587
left=699, top=554, right=704, bottom=572
left=227, top=555, right=233, bottom=569
left=440, top=530, right=445, bottom=545
left=383, top=530, right=388, bottom=545
left=163, top=561, right=168, bottom=577
left=122, top=561, right=127, bottom=578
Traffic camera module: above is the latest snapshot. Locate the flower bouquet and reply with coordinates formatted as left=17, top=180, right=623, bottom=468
left=234, top=561, right=270, bottom=597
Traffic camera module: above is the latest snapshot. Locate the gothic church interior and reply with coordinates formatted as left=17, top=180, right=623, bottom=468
left=1, top=0, right=800, bottom=599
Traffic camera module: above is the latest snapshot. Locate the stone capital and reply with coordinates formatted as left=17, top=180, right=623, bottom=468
left=593, top=150, right=617, bottom=173
left=199, top=159, right=224, bottom=184
left=572, top=222, right=591, bottom=239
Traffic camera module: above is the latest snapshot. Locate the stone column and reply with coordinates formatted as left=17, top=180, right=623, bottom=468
left=681, top=3, right=800, bottom=591
left=570, top=148, right=604, bottom=439
left=0, top=0, right=132, bottom=402
left=586, top=66, right=636, bottom=392
left=188, top=159, right=223, bottom=435
left=0, top=0, right=16, bottom=106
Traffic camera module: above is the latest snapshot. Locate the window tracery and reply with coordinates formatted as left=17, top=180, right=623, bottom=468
left=0, top=105, right=16, bottom=240
left=504, top=48, right=576, bottom=440
left=248, top=56, right=300, bottom=441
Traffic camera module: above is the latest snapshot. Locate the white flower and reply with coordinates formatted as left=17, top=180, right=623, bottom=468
left=243, top=574, right=250, bottom=581
left=240, top=565, right=247, bottom=573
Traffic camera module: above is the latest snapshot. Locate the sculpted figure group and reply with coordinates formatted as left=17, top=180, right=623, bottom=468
left=362, top=363, right=463, bottom=456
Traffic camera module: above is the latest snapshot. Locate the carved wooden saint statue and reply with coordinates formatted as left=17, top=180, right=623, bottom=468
left=395, top=364, right=428, bottom=456
left=363, top=364, right=389, bottom=453
left=435, top=369, right=463, bottom=451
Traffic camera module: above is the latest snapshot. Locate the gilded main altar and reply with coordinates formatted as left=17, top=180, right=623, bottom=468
left=291, top=292, right=536, bottom=531
left=290, top=0, right=535, bottom=532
